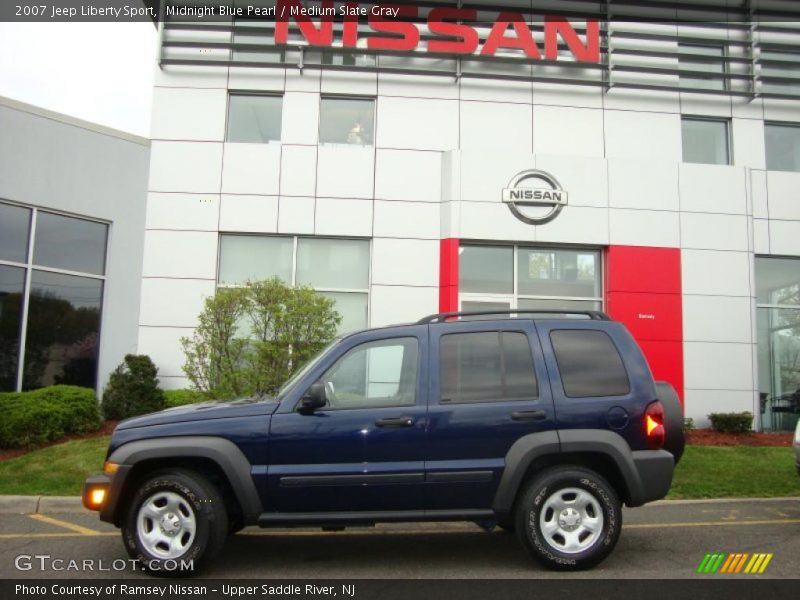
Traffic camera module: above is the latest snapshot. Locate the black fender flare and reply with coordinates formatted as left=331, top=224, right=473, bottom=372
left=492, top=429, right=653, bottom=515
left=101, top=436, right=262, bottom=525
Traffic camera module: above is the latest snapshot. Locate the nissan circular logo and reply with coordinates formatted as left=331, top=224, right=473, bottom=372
left=501, top=169, right=568, bottom=225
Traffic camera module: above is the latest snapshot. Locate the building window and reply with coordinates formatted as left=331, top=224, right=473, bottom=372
left=765, top=122, right=800, bottom=172
left=760, top=49, right=800, bottom=97
left=681, top=117, right=730, bottom=165
left=756, top=257, right=800, bottom=432
left=226, top=94, right=283, bottom=143
left=679, top=43, right=727, bottom=91
left=459, top=245, right=602, bottom=313
left=232, top=19, right=285, bottom=64
left=0, top=201, right=107, bottom=392
left=319, top=97, right=375, bottom=145
left=217, top=234, right=369, bottom=333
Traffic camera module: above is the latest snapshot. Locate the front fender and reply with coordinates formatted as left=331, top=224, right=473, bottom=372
left=100, top=436, right=262, bottom=525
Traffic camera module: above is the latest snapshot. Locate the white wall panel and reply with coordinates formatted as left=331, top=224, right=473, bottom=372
left=142, top=230, right=218, bottom=279
left=732, top=118, right=766, bottom=169
left=373, top=201, right=439, bottom=239
left=378, top=74, right=459, bottom=100
left=371, top=238, right=439, bottom=287
left=458, top=149, right=535, bottom=203
left=681, top=249, right=751, bottom=297
left=683, top=295, right=753, bottom=343
left=221, top=143, right=281, bottom=195
left=604, top=110, right=682, bottom=161
left=678, top=164, right=747, bottom=214
left=535, top=205, right=609, bottom=246
left=683, top=389, right=756, bottom=427
left=376, top=97, right=458, bottom=151
left=609, top=208, right=680, bottom=247
left=751, top=170, right=769, bottom=219
left=140, top=278, right=215, bottom=328
left=461, top=78, right=532, bottom=104
left=533, top=82, right=602, bottom=109
left=149, top=142, right=222, bottom=193
left=280, top=145, right=318, bottom=197
left=320, top=71, right=377, bottom=95
left=680, top=213, right=749, bottom=251
left=316, top=145, right=374, bottom=198
left=460, top=101, right=532, bottom=152
left=314, top=197, right=373, bottom=237
left=769, top=220, right=800, bottom=256
left=533, top=106, right=604, bottom=158
left=684, top=342, right=754, bottom=391
left=146, top=193, right=219, bottom=231
left=753, top=219, right=770, bottom=254
left=228, top=66, right=285, bottom=92
left=608, top=160, right=679, bottom=211
left=151, top=88, right=227, bottom=141
left=766, top=171, right=800, bottom=221
left=680, top=93, right=732, bottom=118
left=138, top=326, right=193, bottom=378
left=535, top=155, right=608, bottom=208
left=459, top=201, right=537, bottom=242
left=281, top=92, right=319, bottom=145
left=369, top=285, right=438, bottom=327
left=374, top=149, right=441, bottom=202
left=278, top=196, right=315, bottom=234
left=285, top=69, right=321, bottom=93
left=219, top=195, right=278, bottom=233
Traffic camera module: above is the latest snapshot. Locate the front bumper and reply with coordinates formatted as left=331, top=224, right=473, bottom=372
left=82, top=465, right=132, bottom=524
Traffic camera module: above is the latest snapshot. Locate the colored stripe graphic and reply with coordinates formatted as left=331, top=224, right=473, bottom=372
left=700, top=553, right=773, bottom=575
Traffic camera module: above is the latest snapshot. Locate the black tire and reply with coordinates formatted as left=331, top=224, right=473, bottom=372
left=655, top=381, right=685, bottom=465
left=515, top=466, right=622, bottom=571
left=122, top=469, right=227, bottom=577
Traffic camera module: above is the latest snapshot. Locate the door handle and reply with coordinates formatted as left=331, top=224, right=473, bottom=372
left=375, top=416, right=415, bottom=428
left=511, top=410, right=548, bottom=422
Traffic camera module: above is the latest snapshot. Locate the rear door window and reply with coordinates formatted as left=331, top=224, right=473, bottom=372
left=550, top=329, right=630, bottom=397
left=440, top=331, right=538, bottom=403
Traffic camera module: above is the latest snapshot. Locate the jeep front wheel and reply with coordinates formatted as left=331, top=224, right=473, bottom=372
left=515, top=466, right=622, bottom=570
left=122, top=469, right=227, bottom=577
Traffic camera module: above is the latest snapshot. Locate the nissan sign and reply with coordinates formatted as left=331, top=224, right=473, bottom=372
left=502, top=170, right=568, bottom=225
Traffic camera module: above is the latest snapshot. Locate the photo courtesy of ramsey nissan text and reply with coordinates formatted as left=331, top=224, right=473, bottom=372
left=0, top=1, right=799, bottom=598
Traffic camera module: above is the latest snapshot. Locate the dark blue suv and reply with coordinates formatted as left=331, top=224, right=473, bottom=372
left=84, top=310, right=684, bottom=575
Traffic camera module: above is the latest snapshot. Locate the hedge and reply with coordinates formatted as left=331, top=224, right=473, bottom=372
left=163, top=389, right=208, bottom=409
left=708, top=412, right=754, bottom=434
left=0, top=386, right=102, bottom=449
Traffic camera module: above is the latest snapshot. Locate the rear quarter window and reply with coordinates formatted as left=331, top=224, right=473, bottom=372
left=550, top=329, right=630, bottom=398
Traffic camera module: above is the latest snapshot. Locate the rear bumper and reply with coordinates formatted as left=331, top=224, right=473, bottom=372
left=630, top=449, right=674, bottom=505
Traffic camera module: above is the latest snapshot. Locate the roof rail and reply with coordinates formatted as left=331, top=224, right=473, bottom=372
left=416, top=309, right=612, bottom=325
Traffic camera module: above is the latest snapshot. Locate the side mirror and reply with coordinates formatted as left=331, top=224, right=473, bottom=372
left=298, top=381, right=326, bottom=414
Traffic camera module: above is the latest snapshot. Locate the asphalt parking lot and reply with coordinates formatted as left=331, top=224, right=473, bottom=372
left=1, top=498, right=798, bottom=579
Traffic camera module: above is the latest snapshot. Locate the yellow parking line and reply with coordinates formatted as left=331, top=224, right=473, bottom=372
left=28, top=513, right=103, bottom=535
left=624, top=518, right=800, bottom=529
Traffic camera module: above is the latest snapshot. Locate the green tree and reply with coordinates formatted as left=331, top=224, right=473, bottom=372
left=101, top=354, right=166, bottom=420
left=181, top=278, right=341, bottom=399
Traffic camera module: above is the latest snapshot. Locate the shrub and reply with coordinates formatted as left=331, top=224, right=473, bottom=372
left=101, top=355, right=165, bottom=420
left=708, top=412, right=753, bottom=434
left=683, top=417, right=695, bottom=433
left=0, top=385, right=101, bottom=449
left=181, top=278, right=340, bottom=399
left=163, top=389, right=207, bottom=409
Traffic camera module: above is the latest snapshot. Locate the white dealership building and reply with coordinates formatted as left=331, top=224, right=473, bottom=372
left=3, top=1, right=800, bottom=432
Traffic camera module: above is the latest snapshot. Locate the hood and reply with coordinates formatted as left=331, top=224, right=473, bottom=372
left=116, top=397, right=280, bottom=430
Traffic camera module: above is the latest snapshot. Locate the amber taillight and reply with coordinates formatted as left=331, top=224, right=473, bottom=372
left=644, top=401, right=665, bottom=449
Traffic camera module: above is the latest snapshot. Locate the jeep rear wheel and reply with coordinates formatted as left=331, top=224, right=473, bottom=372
left=122, top=469, right=227, bottom=577
left=515, top=466, right=622, bottom=570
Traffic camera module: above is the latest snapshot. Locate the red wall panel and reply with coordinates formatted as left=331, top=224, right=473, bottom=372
left=439, top=238, right=460, bottom=312
left=606, top=245, right=684, bottom=404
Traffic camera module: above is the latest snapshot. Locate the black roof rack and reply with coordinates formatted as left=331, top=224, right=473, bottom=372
left=416, top=309, right=612, bottom=325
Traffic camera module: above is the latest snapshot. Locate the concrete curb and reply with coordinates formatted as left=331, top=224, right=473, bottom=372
left=0, top=495, right=84, bottom=514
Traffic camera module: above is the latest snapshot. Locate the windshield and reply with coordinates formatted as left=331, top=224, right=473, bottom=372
left=277, top=338, right=341, bottom=399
